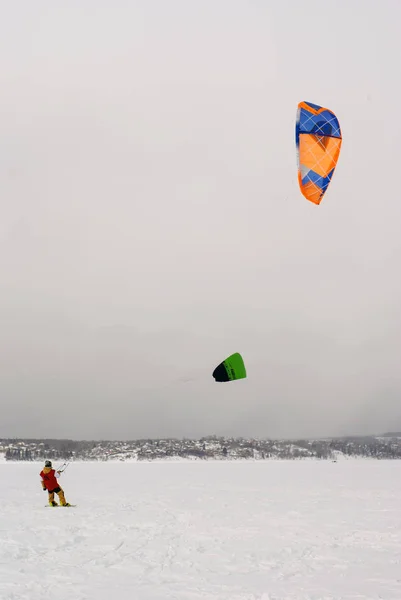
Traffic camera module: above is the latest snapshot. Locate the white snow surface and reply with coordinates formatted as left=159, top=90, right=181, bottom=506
left=1, top=460, right=401, bottom=600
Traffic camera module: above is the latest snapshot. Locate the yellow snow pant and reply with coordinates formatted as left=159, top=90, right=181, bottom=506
left=48, top=487, right=66, bottom=505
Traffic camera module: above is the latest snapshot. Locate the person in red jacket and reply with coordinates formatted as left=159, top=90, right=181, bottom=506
left=40, top=460, right=70, bottom=507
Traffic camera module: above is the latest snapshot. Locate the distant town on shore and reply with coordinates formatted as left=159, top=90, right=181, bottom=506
left=1, top=433, right=401, bottom=462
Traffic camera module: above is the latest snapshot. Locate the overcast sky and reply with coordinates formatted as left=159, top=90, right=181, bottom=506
left=1, top=0, right=400, bottom=440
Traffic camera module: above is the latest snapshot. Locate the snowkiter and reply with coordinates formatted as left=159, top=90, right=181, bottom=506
left=40, top=460, right=70, bottom=507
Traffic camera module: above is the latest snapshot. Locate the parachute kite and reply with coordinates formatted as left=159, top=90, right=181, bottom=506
left=212, top=352, right=247, bottom=382
left=296, top=101, right=342, bottom=205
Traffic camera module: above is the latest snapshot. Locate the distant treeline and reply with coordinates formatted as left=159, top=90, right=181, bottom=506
left=1, top=435, right=401, bottom=462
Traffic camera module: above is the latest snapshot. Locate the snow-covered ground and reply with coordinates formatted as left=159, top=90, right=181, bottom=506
left=1, top=460, right=400, bottom=600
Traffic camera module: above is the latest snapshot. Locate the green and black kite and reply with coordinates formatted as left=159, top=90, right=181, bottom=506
left=212, top=352, right=247, bottom=382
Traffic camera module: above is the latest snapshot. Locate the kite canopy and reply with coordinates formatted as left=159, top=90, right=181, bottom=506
left=212, top=353, right=247, bottom=382
left=296, top=101, right=342, bottom=205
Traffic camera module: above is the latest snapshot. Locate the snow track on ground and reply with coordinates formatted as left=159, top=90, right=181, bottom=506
left=1, top=460, right=400, bottom=599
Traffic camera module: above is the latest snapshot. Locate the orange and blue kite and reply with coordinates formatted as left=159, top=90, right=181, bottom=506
left=296, top=101, right=342, bottom=205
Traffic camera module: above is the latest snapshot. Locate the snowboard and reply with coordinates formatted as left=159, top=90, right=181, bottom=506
left=45, top=504, right=77, bottom=508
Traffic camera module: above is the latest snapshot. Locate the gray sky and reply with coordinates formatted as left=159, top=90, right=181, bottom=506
left=1, top=0, right=401, bottom=440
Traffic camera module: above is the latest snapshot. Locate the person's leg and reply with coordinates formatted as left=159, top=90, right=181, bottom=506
left=56, top=487, right=67, bottom=506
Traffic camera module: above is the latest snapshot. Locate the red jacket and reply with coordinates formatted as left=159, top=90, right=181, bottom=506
left=40, top=468, right=59, bottom=491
